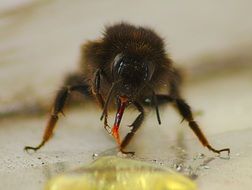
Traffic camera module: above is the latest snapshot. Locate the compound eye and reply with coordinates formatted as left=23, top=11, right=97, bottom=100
left=143, top=61, right=155, bottom=81
left=142, top=62, right=149, bottom=81
left=112, top=53, right=124, bottom=80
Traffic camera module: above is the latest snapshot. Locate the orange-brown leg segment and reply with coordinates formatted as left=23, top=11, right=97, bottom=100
left=110, top=97, right=143, bottom=155
left=111, top=97, right=127, bottom=147
left=142, top=94, right=230, bottom=154
left=166, top=69, right=230, bottom=155
left=24, top=85, right=88, bottom=152
left=175, top=98, right=230, bottom=155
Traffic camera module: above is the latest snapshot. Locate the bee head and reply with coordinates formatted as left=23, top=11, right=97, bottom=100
left=111, top=53, right=154, bottom=99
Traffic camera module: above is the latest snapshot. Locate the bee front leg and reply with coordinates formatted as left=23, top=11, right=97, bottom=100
left=24, top=85, right=89, bottom=152
left=120, top=102, right=144, bottom=155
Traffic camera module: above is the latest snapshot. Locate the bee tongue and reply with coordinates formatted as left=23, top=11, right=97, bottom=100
left=112, top=97, right=128, bottom=144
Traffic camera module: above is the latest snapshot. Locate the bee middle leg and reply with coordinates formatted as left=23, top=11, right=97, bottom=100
left=24, top=84, right=89, bottom=152
left=120, top=102, right=144, bottom=154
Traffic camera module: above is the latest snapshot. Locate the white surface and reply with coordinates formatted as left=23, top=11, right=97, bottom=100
left=0, top=1, right=252, bottom=190
left=0, top=68, right=252, bottom=190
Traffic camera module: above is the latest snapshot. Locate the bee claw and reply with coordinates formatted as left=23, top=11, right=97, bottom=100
left=24, top=146, right=38, bottom=152
left=120, top=149, right=135, bottom=156
left=61, top=111, right=65, bottom=117
left=180, top=118, right=185, bottom=123
left=104, top=125, right=112, bottom=134
left=127, top=125, right=133, bottom=128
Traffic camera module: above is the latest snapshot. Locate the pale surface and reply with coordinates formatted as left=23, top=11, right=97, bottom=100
left=0, top=69, right=251, bottom=190
left=0, top=1, right=252, bottom=190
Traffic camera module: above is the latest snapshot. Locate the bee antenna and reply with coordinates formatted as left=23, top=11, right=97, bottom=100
left=100, top=82, right=117, bottom=121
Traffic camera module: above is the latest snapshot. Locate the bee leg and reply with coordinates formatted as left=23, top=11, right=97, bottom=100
left=142, top=94, right=173, bottom=125
left=24, top=85, right=89, bottom=152
left=174, top=98, right=230, bottom=155
left=93, top=69, right=111, bottom=133
left=120, top=102, right=144, bottom=155
left=64, top=73, right=91, bottom=97
left=143, top=94, right=173, bottom=107
left=167, top=68, right=230, bottom=154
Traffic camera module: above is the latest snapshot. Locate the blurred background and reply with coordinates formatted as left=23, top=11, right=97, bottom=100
left=0, top=1, right=252, bottom=190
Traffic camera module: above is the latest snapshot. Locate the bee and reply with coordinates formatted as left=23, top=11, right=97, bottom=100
left=24, top=23, right=230, bottom=155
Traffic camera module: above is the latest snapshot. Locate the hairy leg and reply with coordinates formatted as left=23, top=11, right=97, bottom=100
left=119, top=102, right=144, bottom=154
left=168, top=68, right=230, bottom=154
left=24, top=84, right=89, bottom=151
left=174, top=99, right=230, bottom=154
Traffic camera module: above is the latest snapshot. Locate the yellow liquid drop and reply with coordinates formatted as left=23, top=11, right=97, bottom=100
left=45, top=156, right=197, bottom=190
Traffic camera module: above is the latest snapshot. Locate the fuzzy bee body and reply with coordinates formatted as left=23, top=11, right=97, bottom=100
left=24, top=23, right=230, bottom=155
